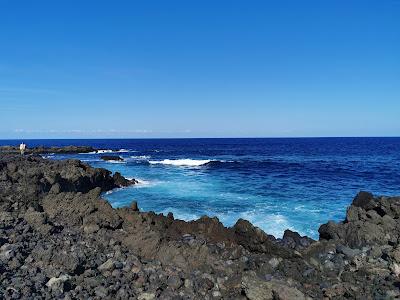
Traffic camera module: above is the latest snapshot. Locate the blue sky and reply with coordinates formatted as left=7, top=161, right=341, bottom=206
left=0, top=0, right=399, bottom=138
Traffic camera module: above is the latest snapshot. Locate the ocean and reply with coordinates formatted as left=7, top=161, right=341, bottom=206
left=2, top=137, right=400, bottom=239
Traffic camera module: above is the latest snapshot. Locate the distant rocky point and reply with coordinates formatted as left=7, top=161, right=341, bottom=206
left=0, top=145, right=96, bottom=154
left=1, top=150, right=400, bottom=299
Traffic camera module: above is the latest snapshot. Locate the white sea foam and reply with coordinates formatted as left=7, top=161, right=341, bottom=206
left=105, top=187, right=124, bottom=195
left=80, top=151, right=97, bottom=154
left=131, top=155, right=151, bottom=160
left=234, top=211, right=297, bottom=238
left=107, top=160, right=126, bottom=164
left=135, top=178, right=152, bottom=185
left=111, top=177, right=156, bottom=188
left=82, top=149, right=131, bottom=154
left=148, top=159, right=211, bottom=166
left=135, top=178, right=162, bottom=188
left=97, top=149, right=113, bottom=154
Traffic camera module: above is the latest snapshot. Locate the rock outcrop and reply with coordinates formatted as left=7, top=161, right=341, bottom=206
left=0, top=153, right=399, bottom=299
left=0, top=145, right=96, bottom=154
left=101, top=155, right=124, bottom=162
left=319, top=191, right=400, bottom=247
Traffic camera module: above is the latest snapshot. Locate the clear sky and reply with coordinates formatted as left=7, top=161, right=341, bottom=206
left=0, top=0, right=399, bottom=139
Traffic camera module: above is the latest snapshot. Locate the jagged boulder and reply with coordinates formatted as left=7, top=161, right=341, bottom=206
left=319, top=191, right=400, bottom=247
left=113, top=172, right=137, bottom=187
left=281, top=229, right=315, bottom=250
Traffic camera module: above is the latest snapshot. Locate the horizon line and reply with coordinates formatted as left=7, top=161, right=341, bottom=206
left=0, top=136, right=400, bottom=141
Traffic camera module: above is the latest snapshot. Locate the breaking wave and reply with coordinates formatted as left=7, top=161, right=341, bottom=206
left=146, top=159, right=240, bottom=167
left=82, top=149, right=131, bottom=154
left=96, top=149, right=113, bottom=153
left=148, top=159, right=212, bottom=167
left=131, top=155, right=151, bottom=160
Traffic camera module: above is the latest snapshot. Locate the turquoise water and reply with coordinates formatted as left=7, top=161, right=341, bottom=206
left=2, top=138, right=400, bottom=239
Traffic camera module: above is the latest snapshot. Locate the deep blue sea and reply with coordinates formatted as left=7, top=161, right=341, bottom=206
left=2, top=138, right=400, bottom=239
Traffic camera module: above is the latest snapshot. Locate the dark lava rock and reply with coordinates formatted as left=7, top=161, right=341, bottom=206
left=0, top=151, right=399, bottom=299
left=281, top=229, right=315, bottom=250
left=319, top=191, right=400, bottom=248
left=352, top=191, right=376, bottom=209
left=130, top=201, right=139, bottom=211
left=101, top=155, right=123, bottom=161
left=336, top=244, right=361, bottom=259
left=0, top=145, right=96, bottom=154
left=113, top=172, right=138, bottom=187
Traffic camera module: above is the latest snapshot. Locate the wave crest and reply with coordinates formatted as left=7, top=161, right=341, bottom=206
left=82, top=149, right=132, bottom=154
left=97, top=149, right=113, bottom=154
left=148, top=159, right=212, bottom=167
left=131, top=155, right=151, bottom=160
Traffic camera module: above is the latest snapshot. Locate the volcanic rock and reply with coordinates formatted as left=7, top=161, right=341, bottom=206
left=0, top=152, right=399, bottom=299
left=101, top=155, right=123, bottom=161
left=0, top=145, right=96, bottom=154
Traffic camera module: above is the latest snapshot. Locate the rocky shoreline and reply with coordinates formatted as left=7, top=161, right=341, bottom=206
left=1, top=149, right=400, bottom=299
left=0, top=145, right=96, bottom=154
